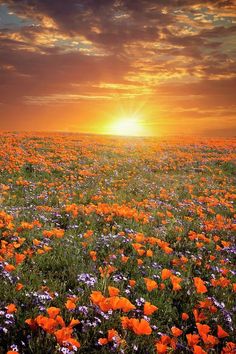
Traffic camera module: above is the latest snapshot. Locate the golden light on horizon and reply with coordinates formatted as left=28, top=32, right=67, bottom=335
left=106, top=116, right=146, bottom=136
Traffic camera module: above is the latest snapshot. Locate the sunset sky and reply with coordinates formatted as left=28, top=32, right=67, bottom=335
left=0, top=0, right=235, bottom=136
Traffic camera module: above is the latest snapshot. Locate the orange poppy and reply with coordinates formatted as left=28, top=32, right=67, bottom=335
left=182, top=312, right=189, bottom=320
left=217, top=325, right=229, bottom=338
left=108, top=286, right=120, bottom=297
left=194, top=277, right=208, bottom=293
left=160, top=335, right=171, bottom=345
left=221, top=342, right=236, bottom=353
left=143, top=302, right=158, bottom=315
left=193, top=345, right=207, bottom=354
left=131, top=318, right=152, bottom=335
left=146, top=249, right=153, bottom=257
left=56, top=315, right=66, bottom=327
left=46, top=307, right=60, bottom=319
left=68, top=318, right=80, bottom=328
left=54, top=327, right=74, bottom=345
left=25, top=318, right=38, bottom=330
left=4, top=264, right=16, bottom=272
left=15, top=253, right=26, bottom=264
left=171, top=326, right=183, bottom=337
left=203, top=334, right=219, bottom=346
left=170, top=275, right=182, bottom=291
left=6, top=304, right=17, bottom=314
left=129, top=279, right=136, bottom=287
left=155, top=343, right=167, bottom=353
left=196, top=323, right=211, bottom=339
left=65, top=299, right=77, bottom=310
left=98, top=338, right=108, bottom=345
left=107, top=329, right=120, bottom=342
left=193, top=309, right=207, bottom=322
left=66, top=337, right=81, bottom=348
left=16, top=282, right=24, bottom=291
left=121, top=317, right=152, bottom=335
left=35, top=315, right=58, bottom=334
left=90, top=291, right=105, bottom=305
left=121, top=255, right=129, bottom=263
left=186, top=334, right=200, bottom=347
left=161, top=268, right=172, bottom=280
left=144, top=277, right=158, bottom=291
left=116, top=297, right=136, bottom=312
left=137, top=258, right=143, bottom=266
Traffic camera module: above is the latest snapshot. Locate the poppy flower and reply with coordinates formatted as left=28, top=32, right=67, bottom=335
left=54, top=327, right=81, bottom=348
left=146, top=249, right=153, bottom=257
left=217, top=325, right=229, bottom=338
left=121, top=316, right=130, bottom=329
left=108, top=286, right=120, bottom=297
left=121, top=255, right=129, bottom=263
left=194, top=277, right=208, bottom=293
left=107, top=329, right=120, bottom=342
left=66, top=337, right=81, bottom=348
left=182, top=312, right=189, bottom=320
left=160, top=335, right=171, bottom=345
left=222, top=342, right=236, bottom=353
left=65, top=299, right=77, bottom=310
left=171, top=326, right=183, bottom=337
left=117, top=297, right=136, bottom=312
left=35, top=315, right=58, bottom=334
left=90, top=291, right=105, bottom=304
left=144, top=302, right=158, bottom=315
left=196, top=323, right=211, bottom=339
left=137, top=258, right=143, bottom=266
left=129, top=279, right=136, bottom=287
left=161, top=268, right=172, bottom=280
left=15, top=253, right=26, bottom=264
left=193, top=345, right=207, bottom=354
left=193, top=309, right=207, bottom=322
left=121, top=317, right=152, bottom=335
left=47, top=307, right=60, bottom=319
left=203, top=334, right=219, bottom=346
left=6, top=304, right=17, bottom=314
left=131, top=318, right=152, bottom=335
left=186, top=334, right=200, bottom=347
left=56, top=315, right=66, bottom=328
left=4, top=264, right=16, bottom=272
left=68, top=318, right=80, bottom=328
left=144, top=277, right=158, bottom=291
left=98, top=338, right=108, bottom=345
left=170, top=275, right=182, bottom=291
left=155, top=343, right=167, bottom=353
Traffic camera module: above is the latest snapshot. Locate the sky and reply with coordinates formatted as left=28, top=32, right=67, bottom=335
left=0, top=0, right=235, bottom=136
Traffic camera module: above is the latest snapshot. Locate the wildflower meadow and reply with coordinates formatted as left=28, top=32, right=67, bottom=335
left=0, top=132, right=235, bottom=354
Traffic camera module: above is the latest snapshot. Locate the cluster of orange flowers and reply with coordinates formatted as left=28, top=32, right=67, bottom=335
left=0, top=133, right=235, bottom=353
left=26, top=307, right=80, bottom=349
left=0, top=209, right=65, bottom=278
left=90, top=288, right=136, bottom=312
left=65, top=202, right=150, bottom=223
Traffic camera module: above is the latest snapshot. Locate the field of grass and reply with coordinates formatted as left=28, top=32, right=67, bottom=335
left=0, top=132, right=235, bottom=354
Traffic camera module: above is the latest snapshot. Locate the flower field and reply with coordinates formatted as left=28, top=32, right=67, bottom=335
left=0, top=132, right=235, bottom=354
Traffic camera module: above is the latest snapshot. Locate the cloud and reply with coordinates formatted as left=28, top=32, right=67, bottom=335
left=0, top=41, right=131, bottom=103
left=0, top=0, right=235, bottom=134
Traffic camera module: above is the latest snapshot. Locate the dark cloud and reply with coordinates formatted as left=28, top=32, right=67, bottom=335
left=2, top=0, right=234, bottom=49
left=0, top=41, right=131, bottom=104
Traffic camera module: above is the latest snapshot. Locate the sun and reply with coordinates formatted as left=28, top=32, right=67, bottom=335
left=108, top=116, right=144, bottom=136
